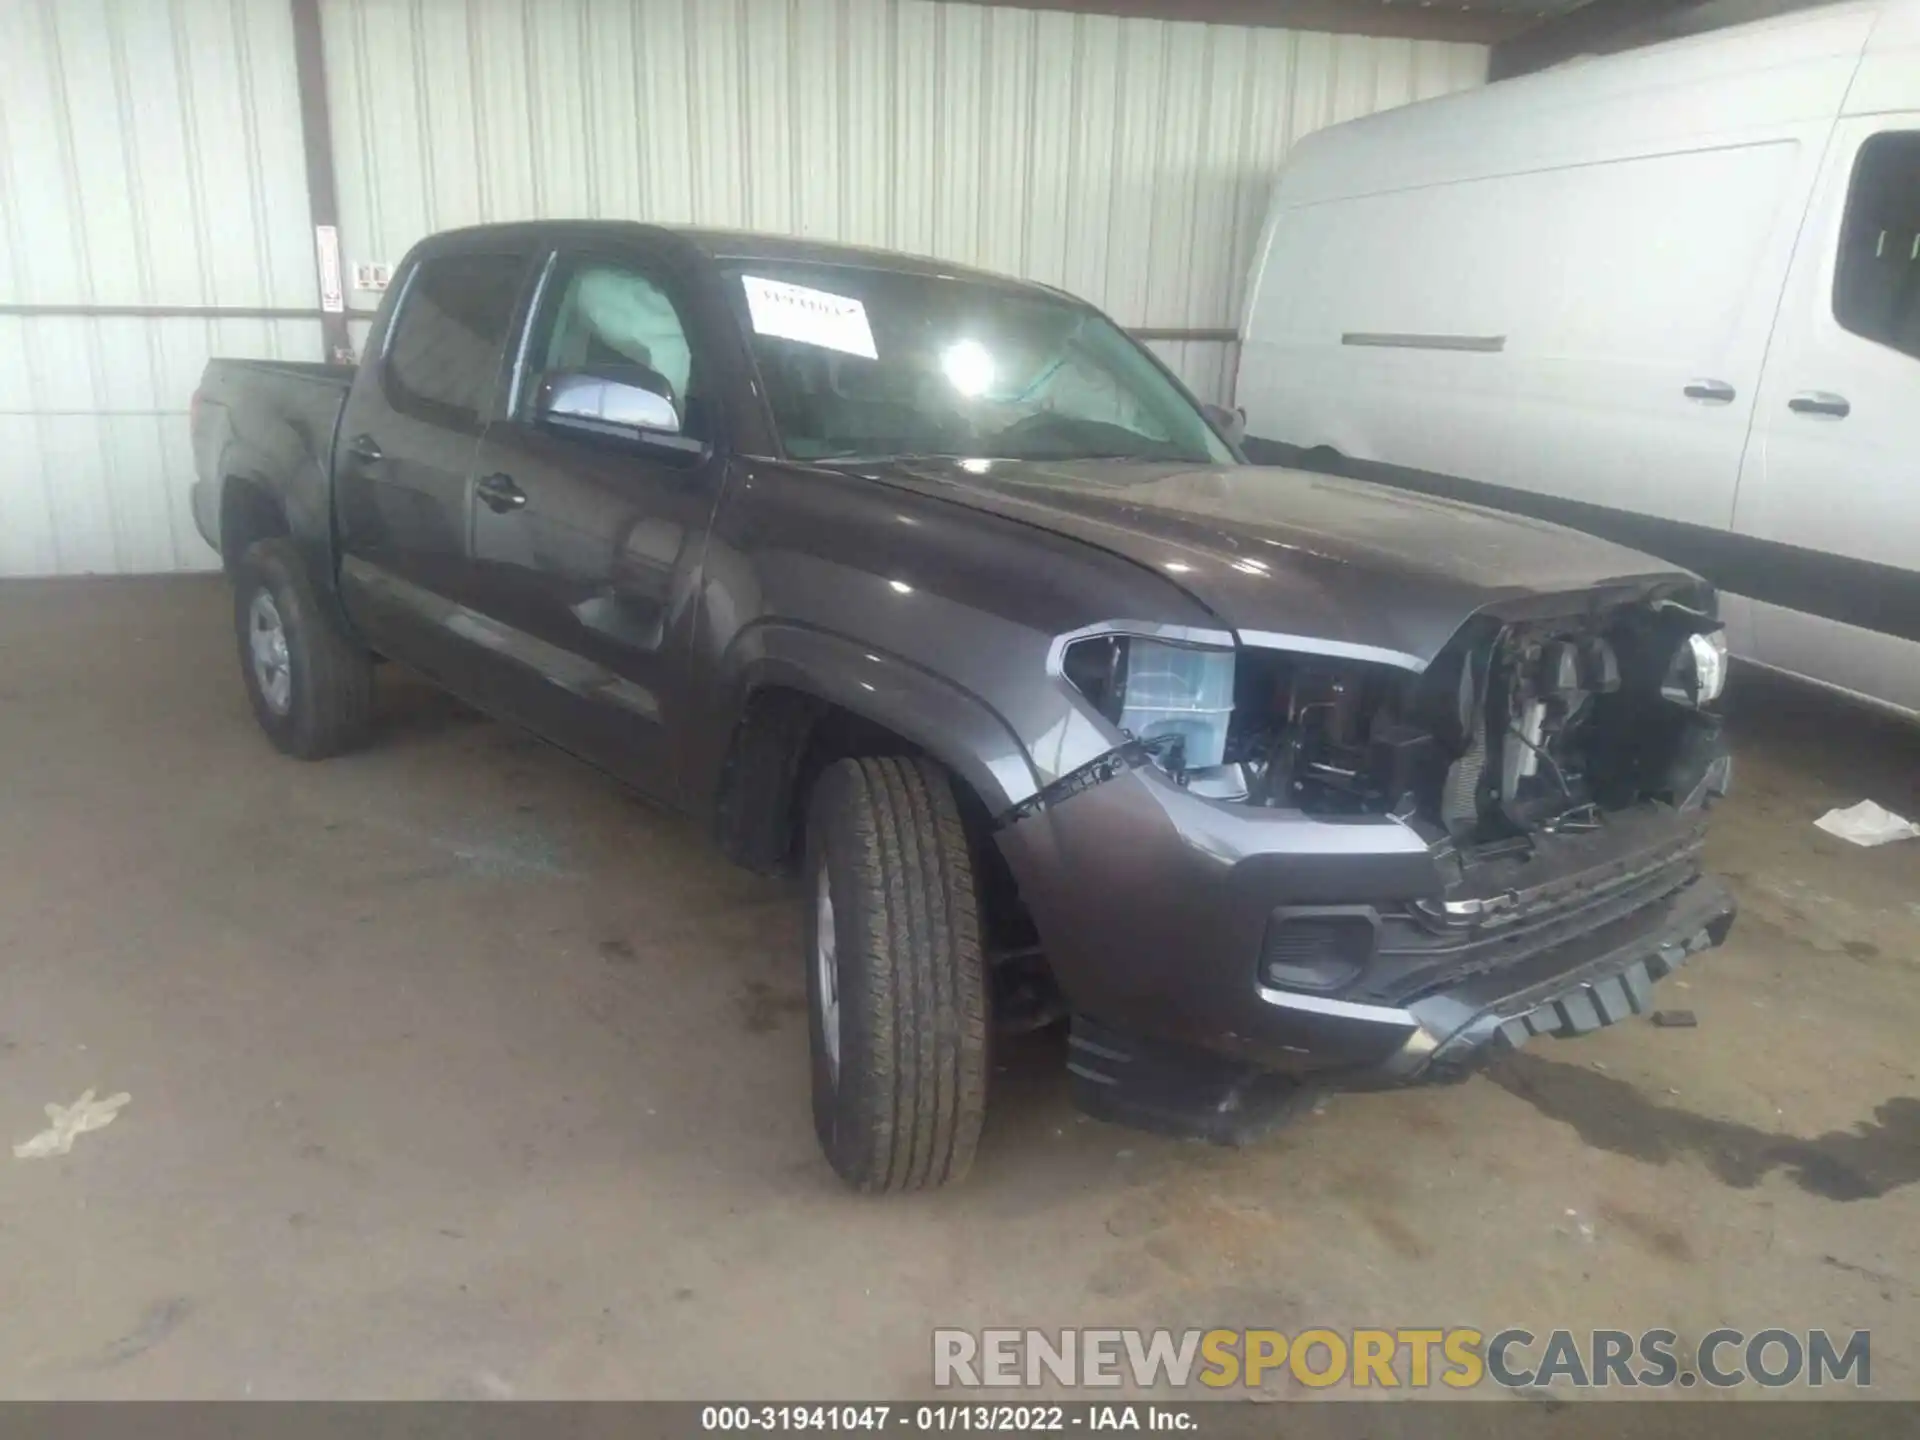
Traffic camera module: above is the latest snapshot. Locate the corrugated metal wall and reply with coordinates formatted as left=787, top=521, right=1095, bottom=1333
left=0, top=0, right=317, bottom=576
left=326, top=0, right=1485, bottom=404
left=0, top=0, right=1484, bottom=577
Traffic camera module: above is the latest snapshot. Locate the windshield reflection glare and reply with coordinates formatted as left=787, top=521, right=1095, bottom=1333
left=726, top=262, right=1235, bottom=468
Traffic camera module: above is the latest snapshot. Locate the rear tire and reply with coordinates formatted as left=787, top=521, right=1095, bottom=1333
left=804, top=756, right=989, bottom=1192
left=233, top=538, right=373, bottom=759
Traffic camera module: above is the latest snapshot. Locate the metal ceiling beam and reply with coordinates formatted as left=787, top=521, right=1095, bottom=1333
left=1489, top=0, right=1702, bottom=78
left=972, top=0, right=1536, bottom=46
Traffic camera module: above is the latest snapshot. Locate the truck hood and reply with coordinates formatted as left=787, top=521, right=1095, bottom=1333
left=869, top=459, right=1698, bottom=669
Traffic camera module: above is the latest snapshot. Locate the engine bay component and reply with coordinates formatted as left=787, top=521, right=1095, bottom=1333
left=1663, top=629, right=1729, bottom=706
left=1219, top=591, right=1727, bottom=842
left=1050, top=591, right=1728, bottom=845
left=1226, top=656, right=1443, bottom=816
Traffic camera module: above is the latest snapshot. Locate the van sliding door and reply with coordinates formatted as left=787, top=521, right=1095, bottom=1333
left=1733, top=119, right=1920, bottom=713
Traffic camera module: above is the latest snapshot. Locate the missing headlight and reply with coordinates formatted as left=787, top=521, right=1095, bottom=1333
left=1225, top=650, right=1440, bottom=817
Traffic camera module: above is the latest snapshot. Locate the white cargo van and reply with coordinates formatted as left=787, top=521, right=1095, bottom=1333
left=1235, top=0, right=1920, bottom=717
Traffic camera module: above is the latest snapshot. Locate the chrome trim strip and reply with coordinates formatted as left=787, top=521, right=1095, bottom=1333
left=1041, top=621, right=1240, bottom=782
left=1255, top=985, right=1420, bottom=1026
left=375, top=261, right=421, bottom=364
left=1044, top=619, right=1238, bottom=678
left=1341, top=332, right=1506, bottom=353
left=1236, top=629, right=1428, bottom=674
left=1067, top=1033, right=1131, bottom=1063
left=505, top=249, right=561, bottom=419
left=1065, top=1062, right=1118, bottom=1086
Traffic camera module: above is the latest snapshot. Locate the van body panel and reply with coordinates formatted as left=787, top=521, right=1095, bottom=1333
left=1734, top=115, right=1920, bottom=576
left=1846, top=2, right=1920, bottom=114
left=1247, top=137, right=1817, bottom=531
left=1748, top=601, right=1920, bottom=718
left=1237, top=0, right=1920, bottom=717
left=1261, top=4, right=1877, bottom=208
left=1734, top=111, right=1920, bottom=702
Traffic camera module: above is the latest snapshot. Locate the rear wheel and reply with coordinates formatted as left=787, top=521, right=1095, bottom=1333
left=233, top=538, right=373, bottom=759
left=804, top=756, right=989, bottom=1191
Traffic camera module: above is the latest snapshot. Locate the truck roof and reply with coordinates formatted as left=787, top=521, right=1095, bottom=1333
left=418, top=219, right=1057, bottom=296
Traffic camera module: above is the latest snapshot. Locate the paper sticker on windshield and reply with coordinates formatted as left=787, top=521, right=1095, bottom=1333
left=741, top=276, right=878, bottom=359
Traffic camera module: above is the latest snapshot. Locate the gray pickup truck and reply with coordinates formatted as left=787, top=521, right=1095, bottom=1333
left=192, top=221, right=1736, bottom=1191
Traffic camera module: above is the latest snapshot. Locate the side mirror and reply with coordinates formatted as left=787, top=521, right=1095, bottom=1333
left=536, top=366, right=708, bottom=460
left=1201, top=402, right=1247, bottom=447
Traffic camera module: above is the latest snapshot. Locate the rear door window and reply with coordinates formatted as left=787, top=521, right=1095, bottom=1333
left=384, top=252, right=530, bottom=425
left=1833, top=131, right=1920, bottom=362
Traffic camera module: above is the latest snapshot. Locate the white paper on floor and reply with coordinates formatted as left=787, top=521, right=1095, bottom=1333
left=1813, top=800, right=1920, bottom=848
left=12, top=1088, right=131, bottom=1159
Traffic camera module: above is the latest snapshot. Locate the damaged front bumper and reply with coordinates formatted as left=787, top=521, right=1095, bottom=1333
left=996, top=755, right=1735, bottom=1142
left=1302, top=867, right=1734, bottom=1086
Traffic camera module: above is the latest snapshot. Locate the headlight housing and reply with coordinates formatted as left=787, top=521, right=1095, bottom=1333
left=1662, top=628, right=1728, bottom=707
left=1061, top=634, right=1237, bottom=770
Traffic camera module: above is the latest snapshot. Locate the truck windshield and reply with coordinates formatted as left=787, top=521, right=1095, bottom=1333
left=723, top=262, right=1234, bottom=466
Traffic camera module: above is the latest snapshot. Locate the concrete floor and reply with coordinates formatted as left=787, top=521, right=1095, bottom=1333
left=2, top=574, right=1917, bottom=1400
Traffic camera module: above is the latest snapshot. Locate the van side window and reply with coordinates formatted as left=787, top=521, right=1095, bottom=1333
left=1833, top=132, right=1920, bottom=362
left=384, top=252, right=529, bottom=424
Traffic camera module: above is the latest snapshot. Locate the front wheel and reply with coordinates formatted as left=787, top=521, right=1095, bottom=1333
left=233, top=538, right=373, bottom=759
left=804, top=756, right=989, bottom=1192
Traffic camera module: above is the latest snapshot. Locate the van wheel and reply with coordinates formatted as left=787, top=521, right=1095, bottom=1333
left=234, top=538, right=373, bottom=759
left=804, top=756, right=989, bottom=1191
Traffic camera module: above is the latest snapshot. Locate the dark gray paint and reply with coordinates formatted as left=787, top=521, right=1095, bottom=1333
left=190, top=220, right=1731, bottom=1086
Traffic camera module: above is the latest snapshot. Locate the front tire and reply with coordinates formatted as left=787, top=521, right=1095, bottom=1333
left=804, top=756, right=989, bottom=1192
left=233, top=538, right=373, bottom=759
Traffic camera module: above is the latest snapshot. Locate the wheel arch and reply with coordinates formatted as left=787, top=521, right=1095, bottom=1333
left=709, top=623, right=1039, bottom=876
left=218, top=473, right=292, bottom=573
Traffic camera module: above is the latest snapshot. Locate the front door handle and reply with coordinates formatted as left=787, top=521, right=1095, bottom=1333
left=475, top=472, right=528, bottom=513
left=1683, top=379, right=1736, bottom=404
left=1788, top=391, right=1850, bottom=419
left=345, top=433, right=384, bottom=465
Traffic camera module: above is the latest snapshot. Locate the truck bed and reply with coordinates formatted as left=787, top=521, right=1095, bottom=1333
left=190, top=359, right=356, bottom=565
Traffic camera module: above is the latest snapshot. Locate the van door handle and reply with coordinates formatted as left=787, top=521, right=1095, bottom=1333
left=345, top=433, right=384, bottom=465
left=1788, top=391, right=1850, bottom=419
left=475, top=472, right=528, bottom=513
left=1683, top=379, right=1736, bottom=404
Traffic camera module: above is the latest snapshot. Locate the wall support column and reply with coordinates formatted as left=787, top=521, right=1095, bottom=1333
left=289, top=0, right=353, bottom=363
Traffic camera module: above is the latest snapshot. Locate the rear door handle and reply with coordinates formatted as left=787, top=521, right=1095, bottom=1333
left=1788, top=391, right=1850, bottom=419
left=1683, top=379, right=1736, bottom=404
left=475, top=472, right=527, bottom=513
left=345, top=433, right=384, bottom=465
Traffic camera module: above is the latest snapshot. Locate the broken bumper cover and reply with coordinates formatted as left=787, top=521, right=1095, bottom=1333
left=1064, top=873, right=1733, bottom=1143
left=1302, top=869, right=1735, bottom=1085
left=996, top=759, right=1735, bottom=1139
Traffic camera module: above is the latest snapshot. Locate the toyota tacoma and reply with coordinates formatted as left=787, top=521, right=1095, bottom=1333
left=191, top=222, right=1736, bottom=1191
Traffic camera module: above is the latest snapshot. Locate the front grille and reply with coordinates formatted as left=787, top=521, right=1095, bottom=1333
left=1352, top=818, right=1708, bottom=1006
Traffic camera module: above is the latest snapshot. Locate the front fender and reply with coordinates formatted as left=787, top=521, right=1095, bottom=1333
left=719, top=620, right=1041, bottom=816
